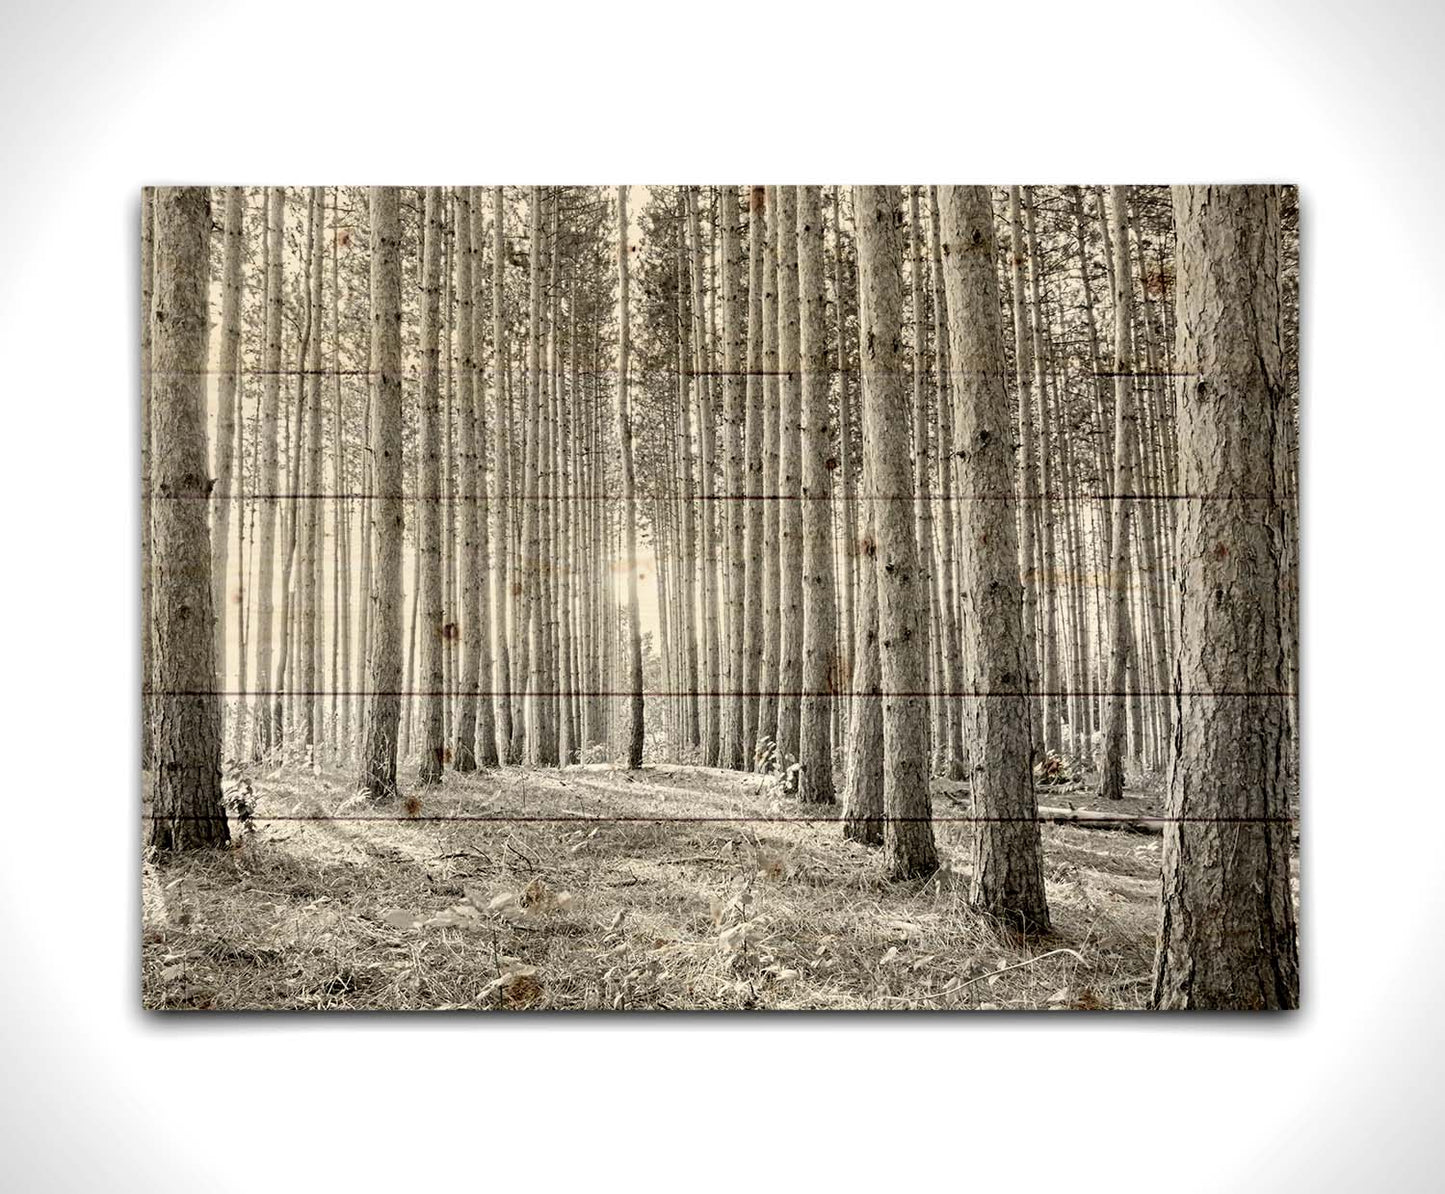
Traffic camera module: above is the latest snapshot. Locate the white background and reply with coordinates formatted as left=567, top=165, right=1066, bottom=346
left=1, top=1, right=1441, bottom=1189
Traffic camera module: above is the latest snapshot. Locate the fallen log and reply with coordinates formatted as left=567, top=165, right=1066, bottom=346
left=938, top=787, right=1163, bottom=834
left=1035, top=806, right=1163, bottom=835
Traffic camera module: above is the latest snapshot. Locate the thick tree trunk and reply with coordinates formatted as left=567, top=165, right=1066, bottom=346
left=141, top=194, right=156, bottom=773
left=147, top=186, right=229, bottom=851
left=797, top=186, right=836, bottom=805
left=854, top=185, right=938, bottom=881
left=938, top=185, right=1049, bottom=931
left=359, top=187, right=405, bottom=803
left=1152, top=185, right=1299, bottom=1010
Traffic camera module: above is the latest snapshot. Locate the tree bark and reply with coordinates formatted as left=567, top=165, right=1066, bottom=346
left=1095, top=186, right=1139, bottom=802
left=938, top=185, right=1049, bottom=930
left=1152, top=185, right=1299, bottom=1010
left=797, top=186, right=836, bottom=805
left=359, top=188, right=405, bottom=802
left=417, top=188, right=446, bottom=784
left=854, top=185, right=938, bottom=881
left=211, top=187, right=244, bottom=695
left=616, top=187, right=645, bottom=768
left=147, top=186, right=229, bottom=851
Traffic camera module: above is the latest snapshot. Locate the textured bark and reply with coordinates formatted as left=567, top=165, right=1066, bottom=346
left=253, top=187, right=285, bottom=754
left=453, top=188, right=482, bottom=771
left=720, top=187, right=747, bottom=770
left=854, top=185, right=938, bottom=881
left=616, top=187, right=645, bottom=768
left=741, top=186, right=766, bottom=764
left=491, top=188, right=516, bottom=763
left=1023, top=188, right=1064, bottom=757
left=775, top=187, right=804, bottom=785
left=360, top=188, right=404, bottom=803
left=755, top=186, right=781, bottom=765
left=1152, top=185, right=1299, bottom=1010
left=212, top=187, right=244, bottom=686
left=417, top=188, right=446, bottom=785
left=141, top=194, right=156, bottom=772
left=300, top=187, right=324, bottom=749
left=928, top=187, right=965, bottom=781
left=797, top=186, right=836, bottom=805
left=1096, top=186, right=1139, bottom=802
left=841, top=225, right=882, bottom=845
left=1006, top=187, right=1044, bottom=759
left=907, top=188, right=937, bottom=775
left=470, top=188, right=499, bottom=768
left=147, top=186, right=228, bottom=851
left=938, top=186, right=1049, bottom=931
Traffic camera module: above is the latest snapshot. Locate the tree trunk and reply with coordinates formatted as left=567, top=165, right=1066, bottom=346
left=1152, top=185, right=1299, bottom=1010
left=741, top=186, right=767, bottom=765
left=253, top=187, right=286, bottom=754
left=141, top=193, right=156, bottom=773
left=416, top=188, right=446, bottom=784
left=755, top=186, right=781, bottom=767
left=938, top=185, right=1049, bottom=931
left=212, top=187, right=244, bottom=697
left=1095, top=186, right=1139, bottom=802
left=775, top=186, right=804, bottom=785
left=147, top=186, right=229, bottom=851
left=854, top=185, right=938, bottom=881
left=616, top=187, right=645, bottom=768
left=797, top=186, right=836, bottom=805
left=359, top=188, right=405, bottom=803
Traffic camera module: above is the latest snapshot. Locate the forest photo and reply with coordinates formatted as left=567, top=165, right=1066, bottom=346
left=141, top=183, right=1299, bottom=1012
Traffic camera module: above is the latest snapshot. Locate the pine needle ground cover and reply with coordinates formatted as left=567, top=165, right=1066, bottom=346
left=141, top=763, right=1286, bottom=1011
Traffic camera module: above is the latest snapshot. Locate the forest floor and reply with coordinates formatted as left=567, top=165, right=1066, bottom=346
left=141, top=760, right=1230, bottom=1012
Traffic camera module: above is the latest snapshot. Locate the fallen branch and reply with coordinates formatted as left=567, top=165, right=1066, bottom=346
left=878, top=948, right=1087, bottom=1004
left=1036, top=806, right=1164, bottom=835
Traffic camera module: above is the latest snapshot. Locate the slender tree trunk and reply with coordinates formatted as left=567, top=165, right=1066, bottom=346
left=1096, top=186, right=1139, bottom=802
left=797, top=186, right=836, bottom=805
left=755, top=186, right=781, bottom=767
left=1152, top=185, right=1299, bottom=1010
left=212, top=187, right=244, bottom=698
left=1006, top=187, right=1045, bottom=760
left=928, top=187, right=965, bottom=781
left=616, top=187, right=645, bottom=768
left=939, top=185, right=1049, bottom=930
left=301, top=187, right=324, bottom=751
left=147, top=186, right=229, bottom=851
left=741, top=186, right=766, bottom=766
left=253, top=187, right=285, bottom=754
left=719, top=187, right=747, bottom=770
left=416, top=188, right=446, bottom=784
left=453, top=188, right=482, bottom=772
left=774, top=186, right=804, bottom=785
left=854, top=185, right=938, bottom=881
left=490, top=187, right=515, bottom=764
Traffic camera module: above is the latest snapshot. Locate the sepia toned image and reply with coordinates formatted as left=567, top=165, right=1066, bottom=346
left=141, top=183, right=1299, bottom=1012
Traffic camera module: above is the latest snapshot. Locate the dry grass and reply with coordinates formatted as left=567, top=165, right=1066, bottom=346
left=142, top=760, right=1169, bottom=1012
